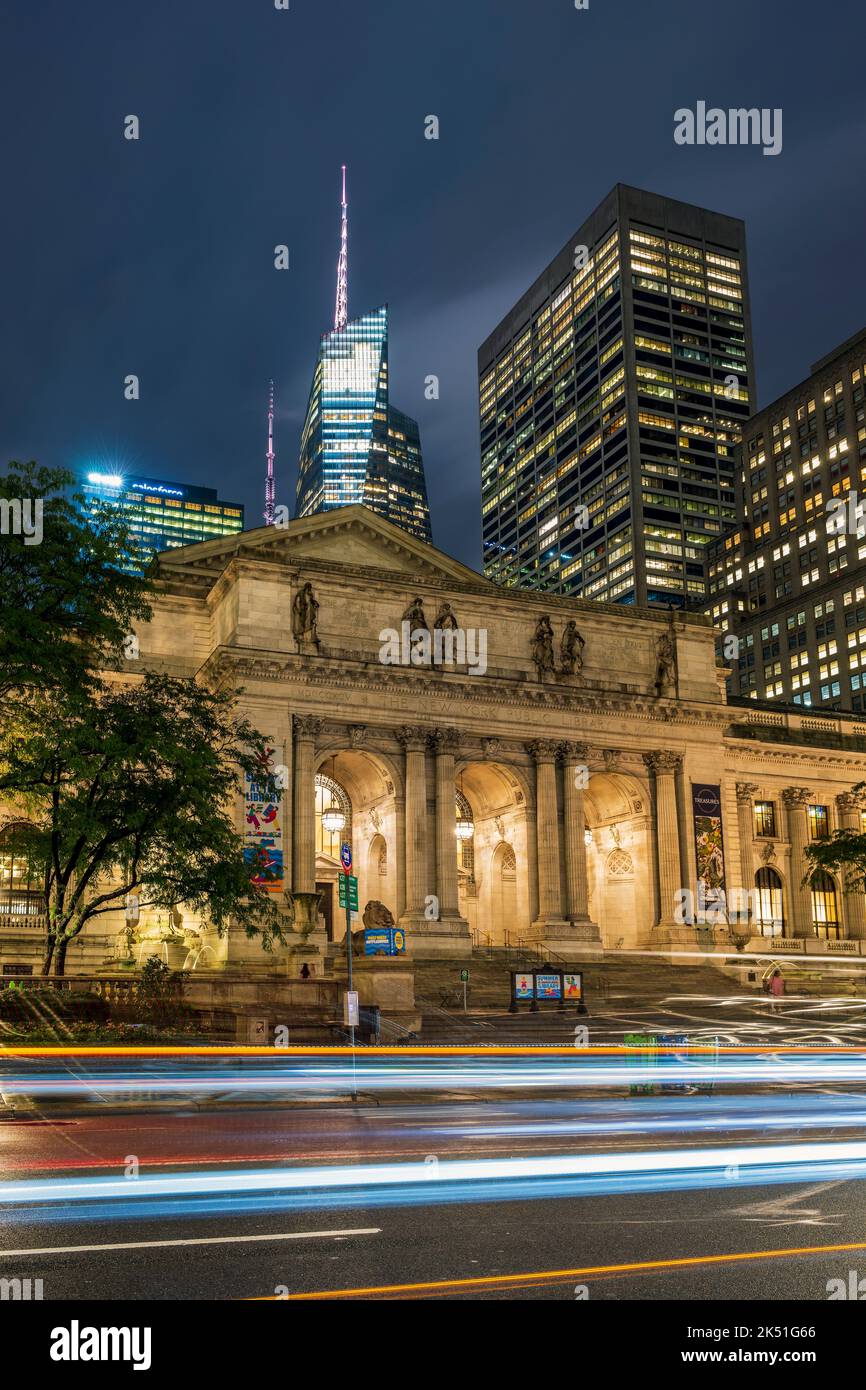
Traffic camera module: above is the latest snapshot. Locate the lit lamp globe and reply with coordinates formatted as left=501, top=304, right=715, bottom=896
left=322, top=804, right=346, bottom=835
left=584, top=828, right=593, bottom=848
left=455, top=816, right=474, bottom=842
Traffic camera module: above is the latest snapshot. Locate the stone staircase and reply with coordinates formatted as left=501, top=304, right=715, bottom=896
left=413, top=947, right=738, bottom=1041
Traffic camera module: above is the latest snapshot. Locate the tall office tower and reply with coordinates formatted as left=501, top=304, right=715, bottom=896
left=295, top=172, right=433, bottom=543
left=704, top=327, right=866, bottom=714
left=478, top=184, right=755, bottom=606
left=77, top=470, right=244, bottom=567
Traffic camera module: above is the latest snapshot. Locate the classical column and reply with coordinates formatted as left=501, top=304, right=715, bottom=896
left=430, top=729, right=461, bottom=920
left=836, top=793, right=866, bottom=939
left=396, top=726, right=428, bottom=926
left=643, top=752, right=684, bottom=929
left=783, top=787, right=814, bottom=938
left=292, top=715, right=321, bottom=896
left=559, top=742, right=594, bottom=925
left=736, top=783, right=759, bottom=908
left=528, top=740, right=565, bottom=924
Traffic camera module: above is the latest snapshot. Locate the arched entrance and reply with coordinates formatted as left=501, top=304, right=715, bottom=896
left=489, top=842, right=518, bottom=946
left=457, top=761, right=533, bottom=945
left=313, top=746, right=401, bottom=943
left=584, top=772, right=650, bottom=949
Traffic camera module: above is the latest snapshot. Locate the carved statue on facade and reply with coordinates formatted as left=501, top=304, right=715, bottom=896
left=434, top=601, right=459, bottom=631
left=402, top=595, right=429, bottom=633
left=531, top=615, right=555, bottom=676
left=292, top=582, right=321, bottom=650
left=653, top=618, right=677, bottom=695
left=560, top=620, right=585, bottom=675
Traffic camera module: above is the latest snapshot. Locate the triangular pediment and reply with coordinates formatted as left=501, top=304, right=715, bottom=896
left=155, top=503, right=492, bottom=589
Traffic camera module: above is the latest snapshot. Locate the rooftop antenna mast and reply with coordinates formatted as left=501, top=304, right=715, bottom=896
left=334, top=164, right=349, bottom=332
left=264, top=379, right=276, bottom=526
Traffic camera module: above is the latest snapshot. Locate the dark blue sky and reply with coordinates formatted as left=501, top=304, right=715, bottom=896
left=2, top=0, right=864, bottom=569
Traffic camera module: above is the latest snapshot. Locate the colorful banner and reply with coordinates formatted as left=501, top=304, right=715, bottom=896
left=535, top=972, right=562, bottom=1001
left=513, top=972, right=534, bottom=1000
left=563, top=972, right=583, bottom=1001
left=243, top=745, right=285, bottom=893
left=692, top=782, right=726, bottom=917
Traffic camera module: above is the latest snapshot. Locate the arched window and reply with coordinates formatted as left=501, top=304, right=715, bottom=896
left=315, top=775, right=352, bottom=860
left=754, top=867, right=784, bottom=937
left=455, top=789, right=474, bottom=879
left=811, top=870, right=841, bottom=940
left=0, top=824, right=44, bottom=918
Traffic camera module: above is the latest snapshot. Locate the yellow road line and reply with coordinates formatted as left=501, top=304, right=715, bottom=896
left=255, top=1240, right=866, bottom=1300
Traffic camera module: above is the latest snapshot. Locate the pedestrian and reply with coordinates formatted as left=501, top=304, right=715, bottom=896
left=770, top=968, right=785, bottom=1013
left=300, top=962, right=311, bottom=980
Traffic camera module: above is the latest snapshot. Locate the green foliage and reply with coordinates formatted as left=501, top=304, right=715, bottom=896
left=0, top=461, right=151, bottom=717
left=0, top=1020, right=201, bottom=1045
left=804, top=782, right=866, bottom=892
left=5, top=670, right=284, bottom=972
left=134, top=956, right=189, bottom=1028
left=0, top=987, right=110, bottom=1024
left=1, top=460, right=285, bottom=975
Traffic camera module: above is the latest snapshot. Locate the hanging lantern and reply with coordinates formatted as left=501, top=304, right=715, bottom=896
left=322, top=802, right=346, bottom=835
left=321, top=756, right=347, bottom=836
left=584, top=827, right=593, bottom=847
left=455, top=773, right=474, bottom=840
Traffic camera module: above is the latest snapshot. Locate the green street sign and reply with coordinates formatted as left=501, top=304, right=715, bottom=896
left=338, top=874, right=359, bottom=911
left=460, top=969, right=470, bottom=982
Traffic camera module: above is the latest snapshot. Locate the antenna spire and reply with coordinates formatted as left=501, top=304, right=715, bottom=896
left=264, top=379, right=276, bottom=526
left=334, top=164, right=348, bottom=332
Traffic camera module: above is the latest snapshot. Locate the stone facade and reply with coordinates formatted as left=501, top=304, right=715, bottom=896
left=4, top=504, right=866, bottom=974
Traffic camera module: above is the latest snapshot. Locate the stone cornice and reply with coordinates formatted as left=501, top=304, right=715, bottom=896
left=156, top=547, right=712, bottom=631
left=197, top=646, right=730, bottom=728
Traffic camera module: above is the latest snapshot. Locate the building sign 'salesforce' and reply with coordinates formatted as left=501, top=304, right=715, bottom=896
left=243, top=745, right=285, bottom=894
left=692, top=783, right=726, bottom=917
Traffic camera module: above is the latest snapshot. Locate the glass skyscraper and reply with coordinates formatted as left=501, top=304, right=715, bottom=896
left=295, top=305, right=432, bottom=543
left=77, top=470, right=244, bottom=567
left=478, top=185, right=755, bottom=607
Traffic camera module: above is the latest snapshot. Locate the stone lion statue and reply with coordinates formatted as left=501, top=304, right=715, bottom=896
left=363, top=900, right=395, bottom=930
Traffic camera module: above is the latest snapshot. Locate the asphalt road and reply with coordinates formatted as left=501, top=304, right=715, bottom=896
left=3, top=1094, right=866, bottom=1301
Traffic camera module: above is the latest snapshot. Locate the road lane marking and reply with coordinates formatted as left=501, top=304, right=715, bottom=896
left=0, top=1228, right=381, bottom=1258
left=259, top=1239, right=866, bottom=1299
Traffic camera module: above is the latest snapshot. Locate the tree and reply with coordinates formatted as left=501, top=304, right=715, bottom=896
left=0, top=461, right=151, bottom=721
left=4, top=672, right=285, bottom=974
left=804, top=785, right=866, bottom=893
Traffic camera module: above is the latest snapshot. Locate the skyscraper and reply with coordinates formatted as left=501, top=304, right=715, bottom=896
left=77, top=470, right=244, bottom=567
left=478, top=184, right=755, bottom=606
left=704, top=326, right=866, bottom=713
left=295, top=170, right=432, bottom=543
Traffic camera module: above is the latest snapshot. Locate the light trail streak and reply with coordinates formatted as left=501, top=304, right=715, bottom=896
left=7, top=1054, right=866, bottom=1097
left=2, top=1140, right=866, bottom=1216
left=253, top=1240, right=866, bottom=1300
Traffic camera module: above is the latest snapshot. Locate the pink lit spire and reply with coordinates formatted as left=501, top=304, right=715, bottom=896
left=334, top=164, right=349, bottom=332
left=264, top=379, right=276, bottom=526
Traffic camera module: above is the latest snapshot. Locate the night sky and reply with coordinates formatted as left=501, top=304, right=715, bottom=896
left=2, top=0, right=864, bottom=570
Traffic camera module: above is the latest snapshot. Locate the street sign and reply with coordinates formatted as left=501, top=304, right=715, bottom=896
left=340, top=843, right=353, bottom=872
left=338, top=874, right=359, bottom=910
left=460, top=968, right=470, bottom=982
left=343, top=990, right=359, bottom=1027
